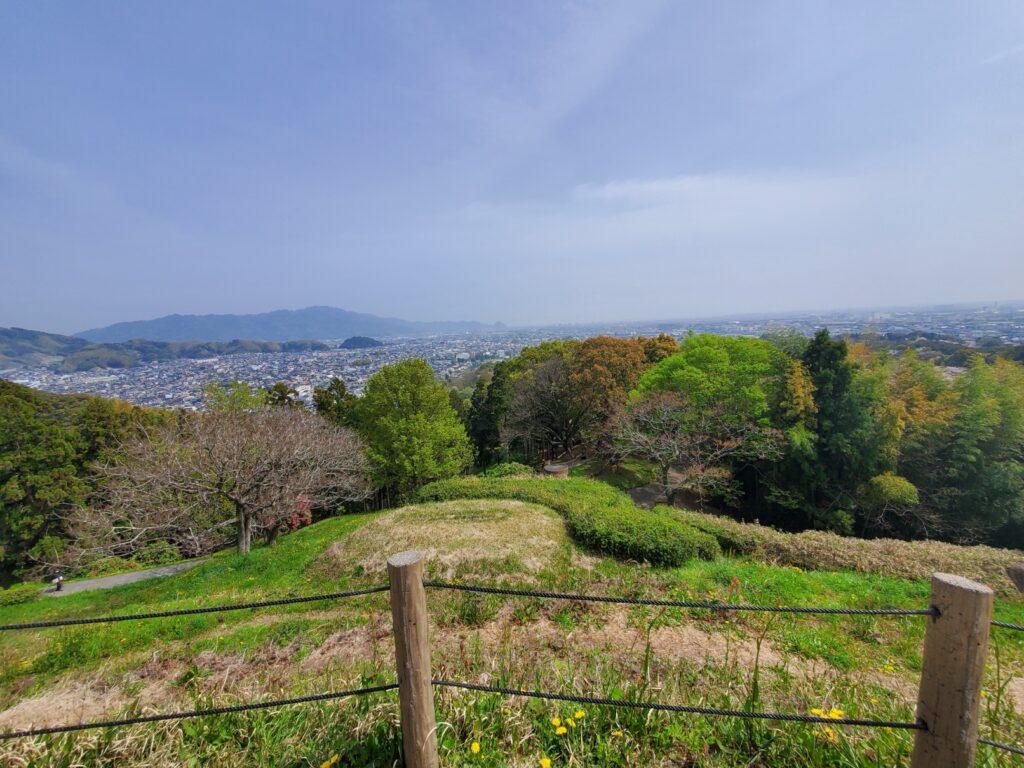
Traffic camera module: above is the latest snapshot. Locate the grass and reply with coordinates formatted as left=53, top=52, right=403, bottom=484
left=1, top=486, right=1023, bottom=766
left=569, top=457, right=657, bottom=491
left=418, top=476, right=721, bottom=566
left=670, top=507, right=1024, bottom=596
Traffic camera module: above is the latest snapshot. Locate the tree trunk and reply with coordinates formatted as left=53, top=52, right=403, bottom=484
left=265, top=524, right=280, bottom=546
left=662, top=465, right=674, bottom=505
left=236, top=505, right=251, bottom=555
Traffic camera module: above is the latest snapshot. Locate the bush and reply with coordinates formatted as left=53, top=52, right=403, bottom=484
left=0, top=583, right=42, bottom=606
left=661, top=508, right=765, bottom=555
left=135, top=540, right=182, bottom=567
left=417, top=476, right=719, bottom=567
left=481, top=462, right=535, bottom=478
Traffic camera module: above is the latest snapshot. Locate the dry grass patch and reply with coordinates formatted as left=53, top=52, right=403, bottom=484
left=312, top=500, right=573, bottom=580
left=674, top=509, right=1024, bottom=595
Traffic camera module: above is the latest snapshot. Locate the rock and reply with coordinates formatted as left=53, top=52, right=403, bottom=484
left=1006, top=564, right=1024, bottom=592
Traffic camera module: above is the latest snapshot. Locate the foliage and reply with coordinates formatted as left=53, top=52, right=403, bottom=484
left=480, top=462, right=535, bottom=477
left=265, top=381, right=303, bottom=408
left=636, top=334, right=789, bottom=423
left=568, top=336, right=648, bottom=428
left=471, top=337, right=664, bottom=466
left=202, top=380, right=268, bottom=413
left=312, top=376, right=357, bottom=427
left=417, top=476, right=720, bottom=566
left=637, top=333, right=679, bottom=364
left=350, top=359, right=472, bottom=500
left=0, top=381, right=167, bottom=579
left=74, top=408, right=370, bottom=557
left=0, top=582, right=40, bottom=606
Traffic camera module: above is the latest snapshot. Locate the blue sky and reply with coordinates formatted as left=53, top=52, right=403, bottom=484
left=1, top=1, right=1022, bottom=334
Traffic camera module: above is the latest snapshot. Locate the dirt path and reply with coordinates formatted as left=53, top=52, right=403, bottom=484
left=44, top=560, right=208, bottom=597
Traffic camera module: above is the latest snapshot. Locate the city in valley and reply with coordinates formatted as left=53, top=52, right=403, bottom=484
left=6, top=302, right=1023, bottom=410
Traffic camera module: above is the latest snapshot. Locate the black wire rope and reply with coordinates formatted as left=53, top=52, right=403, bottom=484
left=432, top=680, right=924, bottom=730
left=0, top=683, right=399, bottom=740
left=978, top=737, right=1024, bottom=756
left=423, top=581, right=934, bottom=617
left=991, top=620, right=1024, bottom=633
left=0, top=585, right=390, bottom=632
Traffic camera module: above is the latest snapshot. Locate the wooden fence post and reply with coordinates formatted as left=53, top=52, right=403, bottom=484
left=388, top=550, right=439, bottom=768
left=911, top=572, right=993, bottom=768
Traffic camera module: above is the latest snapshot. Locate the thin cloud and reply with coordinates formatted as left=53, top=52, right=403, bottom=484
left=980, top=41, right=1024, bottom=65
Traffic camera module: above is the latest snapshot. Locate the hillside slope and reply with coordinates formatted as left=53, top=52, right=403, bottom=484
left=1, top=491, right=1022, bottom=765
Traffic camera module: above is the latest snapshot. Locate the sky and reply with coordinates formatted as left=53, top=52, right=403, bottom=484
left=1, top=1, right=1023, bottom=334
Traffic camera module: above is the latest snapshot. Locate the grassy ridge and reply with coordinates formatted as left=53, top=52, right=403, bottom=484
left=417, top=476, right=721, bottom=566
left=667, top=507, right=1024, bottom=595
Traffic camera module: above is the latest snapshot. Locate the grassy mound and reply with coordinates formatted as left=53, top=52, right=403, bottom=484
left=312, top=500, right=571, bottom=579
left=417, top=476, right=720, bottom=566
left=666, top=507, right=1024, bottom=595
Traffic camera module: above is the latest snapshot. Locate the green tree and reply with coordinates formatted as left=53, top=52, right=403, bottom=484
left=351, top=359, right=472, bottom=499
left=265, top=382, right=303, bottom=408
left=313, top=376, right=357, bottom=427
left=203, top=380, right=267, bottom=412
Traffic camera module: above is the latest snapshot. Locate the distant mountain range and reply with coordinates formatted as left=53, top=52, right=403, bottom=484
left=0, top=327, right=328, bottom=373
left=77, top=306, right=506, bottom=343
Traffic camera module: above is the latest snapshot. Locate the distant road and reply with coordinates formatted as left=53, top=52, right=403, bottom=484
left=43, top=560, right=208, bottom=597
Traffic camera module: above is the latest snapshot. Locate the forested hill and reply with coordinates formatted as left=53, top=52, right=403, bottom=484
left=77, top=306, right=506, bottom=343
left=0, top=327, right=327, bottom=372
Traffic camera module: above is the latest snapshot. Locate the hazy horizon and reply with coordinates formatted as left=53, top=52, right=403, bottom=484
left=3, top=2, right=1023, bottom=334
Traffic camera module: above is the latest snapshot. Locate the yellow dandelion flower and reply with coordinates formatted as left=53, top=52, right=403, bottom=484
left=551, top=717, right=561, bottom=727
left=330, top=757, right=339, bottom=766
left=574, top=710, right=585, bottom=719
left=471, top=741, right=480, bottom=754
left=611, top=730, right=623, bottom=737
left=810, top=707, right=824, bottom=717
left=815, top=725, right=838, bottom=744
left=555, top=726, right=567, bottom=735
left=828, top=708, right=844, bottom=720
left=540, top=759, right=551, bottom=768
left=981, top=690, right=989, bottom=699
left=566, top=718, right=576, bottom=728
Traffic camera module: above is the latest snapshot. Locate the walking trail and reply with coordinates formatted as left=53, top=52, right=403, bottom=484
left=43, top=560, right=208, bottom=597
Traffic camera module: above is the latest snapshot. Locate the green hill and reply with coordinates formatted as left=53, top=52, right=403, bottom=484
left=0, top=326, right=329, bottom=372
left=0, top=480, right=1022, bottom=766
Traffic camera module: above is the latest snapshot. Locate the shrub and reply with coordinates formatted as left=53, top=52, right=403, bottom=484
left=0, top=583, right=42, bottom=606
left=135, top=540, right=182, bottom=567
left=481, top=462, right=535, bottom=478
left=417, top=477, right=719, bottom=567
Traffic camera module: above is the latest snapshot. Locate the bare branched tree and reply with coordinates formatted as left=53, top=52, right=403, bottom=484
left=609, top=392, right=782, bottom=507
left=71, top=408, right=370, bottom=560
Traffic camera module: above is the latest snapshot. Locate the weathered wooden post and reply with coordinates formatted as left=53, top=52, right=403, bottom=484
left=911, top=573, right=993, bottom=768
left=388, top=550, right=439, bottom=768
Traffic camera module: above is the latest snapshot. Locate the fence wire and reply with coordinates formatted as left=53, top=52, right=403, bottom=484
left=432, top=680, right=924, bottom=729
left=0, top=585, right=390, bottom=632
left=991, top=620, right=1024, bottom=633
left=978, top=737, right=1024, bottom=756
left=423, top=581, right=934, bottom=617
left=0, top=683, right=399, bottom=741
